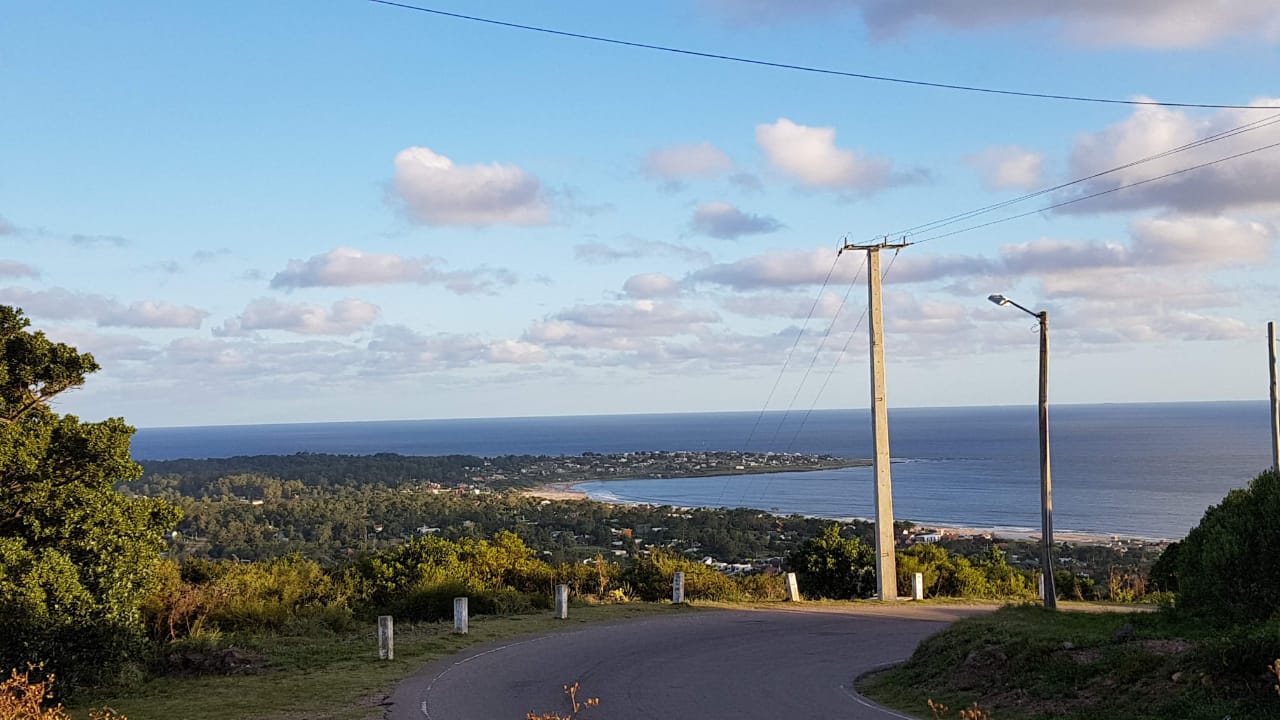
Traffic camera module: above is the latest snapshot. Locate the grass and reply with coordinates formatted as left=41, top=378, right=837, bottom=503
left=69, top=603, right=689, bottom=720
left=858, top=605, right=1280, bottom=720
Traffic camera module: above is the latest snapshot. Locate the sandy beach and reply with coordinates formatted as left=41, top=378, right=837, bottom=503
left=519, top=482, right=589, bottom=501
left=518, top=481, right=1159, bottom=545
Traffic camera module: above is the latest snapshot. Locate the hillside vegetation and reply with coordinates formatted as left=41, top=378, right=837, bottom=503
left=862, top=469, right=1280, bottom=720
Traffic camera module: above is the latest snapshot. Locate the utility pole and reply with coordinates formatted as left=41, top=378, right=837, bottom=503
left=843, top=239, right=908, bottom=601
left=1037, top=310, right=1057, bottom=610
left=1269, top=321, right=1279, bottom=474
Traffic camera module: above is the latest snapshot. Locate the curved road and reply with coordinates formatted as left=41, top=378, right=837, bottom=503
left=388, top=604, right=988, bottom=720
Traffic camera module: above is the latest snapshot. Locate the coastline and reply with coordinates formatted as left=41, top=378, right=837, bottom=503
left=519, top=481, right=590, bottom=502
left=519, top=480, right=1169, bottom=546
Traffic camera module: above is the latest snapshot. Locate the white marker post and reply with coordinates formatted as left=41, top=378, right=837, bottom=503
left=377, top=615, right=394, bottom=660
left=785, top=572, right=800, bottom=602
left=672, top=571, right=685, bottom=604
left=555, top=584, right=569, bottom=619
left=912, top=573, right=924, bottom=601
left=1036, top=573, right=1045, bottom=601
left=453, top=597, right=469, bottom=634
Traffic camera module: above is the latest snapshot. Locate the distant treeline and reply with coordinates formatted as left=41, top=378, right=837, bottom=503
left=138, top=452, right=537, bottom=493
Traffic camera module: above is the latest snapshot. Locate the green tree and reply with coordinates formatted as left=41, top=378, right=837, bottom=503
left=0, top=306, right=181, bottom=687
left=787, top=525, right=875, bottom=599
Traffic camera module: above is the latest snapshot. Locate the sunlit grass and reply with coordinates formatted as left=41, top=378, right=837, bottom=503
left=70, top=604, right=687, bottom=720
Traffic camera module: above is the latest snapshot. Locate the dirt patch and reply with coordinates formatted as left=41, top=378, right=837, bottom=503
left=1138, top=638, right=1194, bottom=655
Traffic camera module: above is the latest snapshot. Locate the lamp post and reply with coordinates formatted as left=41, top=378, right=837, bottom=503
left=988, top=294, right=1057, bottom=610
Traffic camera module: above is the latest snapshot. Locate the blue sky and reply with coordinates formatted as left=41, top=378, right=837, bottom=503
left=3, top=1, right=1279, bottom=427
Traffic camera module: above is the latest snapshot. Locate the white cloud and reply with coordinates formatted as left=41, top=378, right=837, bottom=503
left=0, top=260, right=39, bottom=279
left=690, top=201, right=782, bottom=239
left=967, top=145, right=1044, bottom=191
left=271, top=246, right=516, bottom=294
left=220, top=298, right=380, bottom=336
left=1060, top=100, right=1280, bottom=215
left=694, top=212, right=1273, bottom=293
left=486, top=339, right=548, bottom=364
left=98, top=300, right=209, bottom=329
left=366, top=325, right=545, bottom=370
left=0, top=216, right=15, bottom=236
left=39, top=327, right=159, bottom=364
left=390, top=146, right=550, bottom=226
left=688, top=246, right=855, bottom=290
left=706, top=0, right=1280, bottom=48
left=756, top=118, right=900, bottom=192
left=0, top=287, right=208, bottom=328
left=623, top=273, right=682, bottom=299
left=526, top=300, right=719, bottom=349
left=1000, top=216, right=1274, bottom=274
left=642, top=142, right=734, bottom=183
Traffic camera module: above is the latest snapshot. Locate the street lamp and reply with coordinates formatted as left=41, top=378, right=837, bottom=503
left=988, top=293, right=1057, bottom=610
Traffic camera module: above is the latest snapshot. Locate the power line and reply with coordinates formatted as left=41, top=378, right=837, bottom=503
left=890, top=113, right=1280, bottom=241
left=368, top=0, right=1279, bottom=110
left=766, top=254, right=866, bottom=451
left=912, top=138, right=1280, bottom=246
left=785, top=250, right=900, bottom=454
left=739, top=246, right=843, bottom=454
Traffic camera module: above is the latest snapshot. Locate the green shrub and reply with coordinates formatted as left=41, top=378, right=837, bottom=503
left=734, top=572, right=787, bottom=601
left=619, top=550, right=741, bottom=601
left=894, top=543, right=1036, bottom=600
left=1168, top=469, right=1280, bottom=623
left=787, top=525, right=875, bottom=600
left=1192, top=617, right=1280, bottom=676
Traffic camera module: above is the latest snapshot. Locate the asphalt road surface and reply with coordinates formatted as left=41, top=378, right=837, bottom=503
left=388, top=604, right=989, bottom=720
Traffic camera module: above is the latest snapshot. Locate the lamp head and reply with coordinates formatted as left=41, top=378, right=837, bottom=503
left=988, top=294, right=1009, bottom=307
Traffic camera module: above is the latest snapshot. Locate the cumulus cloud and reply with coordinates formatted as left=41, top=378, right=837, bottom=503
left=967, top=145, right=1044, bottom=191
left=42, top=327, right=159, bottom=363
left=390, top=146, right=550, bottom=226
left=688, top=247, right=854, bottom=290
left=219, top=298, right=380, bottom=336
left=525, top=300, right=719, bottom=349
left=1000, top=216, right=1273, bottom=275
left=366, top=324, right=545, bottom=371
left=98, top=301, right=209, bottom=329
left=271, top=247, right=516, bottom=295
left=0, top=287, right=208, bottom=328
left=756, top=118, right=906, bottom=192
left=1059, top=100, right=1280, bottom=215
left=622, top=273, right=682, bottom=299
left=691, top=214, right=1273, bottom=291
left=0, top=260, right=39, bottom=279
left=642, top=142, right=734, bottom=185
left=706, top=0, right=1280, bottom=48
left=690, top=202, right=782, bottom=239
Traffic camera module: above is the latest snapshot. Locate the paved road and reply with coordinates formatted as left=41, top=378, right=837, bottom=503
left=388, top=604, right=989, bottom=720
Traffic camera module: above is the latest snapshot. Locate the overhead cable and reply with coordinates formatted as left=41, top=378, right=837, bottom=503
left=912, top=139, right=1280, bottom=246
left=890, top=113, right=1280, bottom=241
left=368, top=0, right=1279, bottom=110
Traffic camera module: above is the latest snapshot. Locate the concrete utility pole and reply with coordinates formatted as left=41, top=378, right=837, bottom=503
left=1269, top=321, right=1279, bottom=474
left=843, top=239, right=908, bottom=602
left=988, top=294, right=1057, bottom=610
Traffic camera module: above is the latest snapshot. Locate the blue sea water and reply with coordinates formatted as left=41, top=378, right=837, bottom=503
left=132, top=401, right=1276, bottom=540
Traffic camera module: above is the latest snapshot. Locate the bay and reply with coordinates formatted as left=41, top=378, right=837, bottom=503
left=132, top=401, right=1275, bottom=540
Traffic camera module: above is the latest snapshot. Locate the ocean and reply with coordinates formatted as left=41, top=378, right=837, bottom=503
left=131, top=401, right=1277, bottom=540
